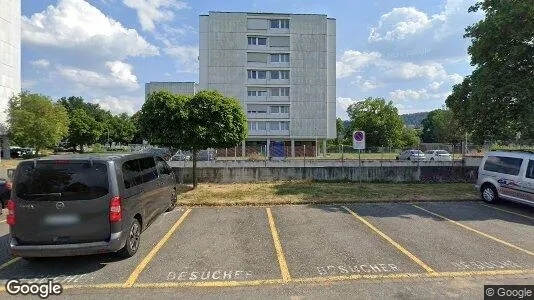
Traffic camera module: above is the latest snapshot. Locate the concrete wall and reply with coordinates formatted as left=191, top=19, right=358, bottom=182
left=172, top=165, right=479, bottom=184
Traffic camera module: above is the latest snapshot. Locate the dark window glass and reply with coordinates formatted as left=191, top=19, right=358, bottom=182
left=156, top=156, right=172, bottom=175
left=258, top=38, right=267, bottom=45
left=139, top=157, right=158, bottom=183
left=270, top=20, right=279, bottom=28
left=527, top=160, right=534, bottom=179
left=483, top=156, right=523, bottom=175
left=15, top=161, right=109, bottom=201
left=123, top=159, right=142, bottom=189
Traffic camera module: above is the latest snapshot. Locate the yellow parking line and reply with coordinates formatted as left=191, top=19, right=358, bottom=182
left=341, top=206, right=435, bottom=273
left=123, top=208, right=192, bottom=287
left=266, top=208, right=291, bottom=282
left=412, top=205, right=534, bottom=256
left=480, top=204, right=534, bottom=221
left=0, top=257, right=21, bottom=271
left=134, top=279, right=285, bottom=288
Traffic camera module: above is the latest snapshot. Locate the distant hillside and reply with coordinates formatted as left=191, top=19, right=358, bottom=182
left=401, top=112, right=429, bottom=127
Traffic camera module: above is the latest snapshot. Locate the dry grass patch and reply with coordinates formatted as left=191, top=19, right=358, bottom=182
left=177, top=181, right=478, bottom=206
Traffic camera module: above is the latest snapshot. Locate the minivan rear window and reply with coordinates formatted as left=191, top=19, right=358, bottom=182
left=483, top=156, right=523, bottom=175
left=15, top=161, right=109, bottom=201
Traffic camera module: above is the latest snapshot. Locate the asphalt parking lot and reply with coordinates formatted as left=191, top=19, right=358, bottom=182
left=0, top=201, right=533, bottom=298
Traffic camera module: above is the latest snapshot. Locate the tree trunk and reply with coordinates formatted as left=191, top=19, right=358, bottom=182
left=192, top=149, right=198, bottom=188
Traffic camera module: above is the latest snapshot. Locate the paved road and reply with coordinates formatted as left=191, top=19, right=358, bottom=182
left=0, top=201, right=533, bottom=299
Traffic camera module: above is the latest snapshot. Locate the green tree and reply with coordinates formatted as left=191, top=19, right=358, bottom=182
left=401, top=127, right=421, bottom=148
left=183, top=91, right=248, bottom=187
left=447, top=0, right=534, bottom=143
left=8, top=92, right=69, bottom=155
left=68, top=108, right=103, bottom=152
left=328, top=118, right=345, bottom=146
left=346, top=98, right=404, bottom=148
left=106, top=113, right=136, bottom=145
left=139, top=90, right=248, bottom=188
left=421, top=109, right=464, bottom=146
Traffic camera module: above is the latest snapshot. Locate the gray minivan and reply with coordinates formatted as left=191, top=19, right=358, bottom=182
left=476, top=151, right=534, bottom=206
left=7, top=153, right=177, bottom=259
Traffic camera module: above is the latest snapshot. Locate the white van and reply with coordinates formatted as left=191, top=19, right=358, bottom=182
left=476, top=151, right=534, bottom=205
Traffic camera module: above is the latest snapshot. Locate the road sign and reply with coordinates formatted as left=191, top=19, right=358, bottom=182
left=353, top=131, right=365, bottom=150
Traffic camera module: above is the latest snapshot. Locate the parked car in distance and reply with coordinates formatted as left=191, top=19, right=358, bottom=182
left=425, top=150, right=452, bottom=161
left=197, top=149, right=216, bottom=161
left=0, top=178, right=12, bottom=209
left=8, top=153, right=177, bottom=259
left=171, top=150, right=191, bottom=161
left=476, top=151, right=534, bottom=206
left=140, top=147, right=172, bottom=161
left=397, top=150, right=426, bottom=161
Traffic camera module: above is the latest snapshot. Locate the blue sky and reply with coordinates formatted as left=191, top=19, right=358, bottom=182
left=21, top=0, right=483, bottom=119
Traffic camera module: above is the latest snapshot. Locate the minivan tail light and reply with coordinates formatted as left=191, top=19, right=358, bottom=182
left=109, top=196, right=122, bottom=223
left=6, top=200, right=15, bottom=226
left=5, top=181, right=12, bottom=190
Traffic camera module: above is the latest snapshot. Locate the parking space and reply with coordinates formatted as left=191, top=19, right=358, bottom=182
left=349, top=203, right=534, bottom=273
left=134, top=207, right=281, bottom=284
left=0, top=208, right=189, bottom=286
left=272, top=205, right=425, bottom=279
left=0, top=201, right=532, bottom=294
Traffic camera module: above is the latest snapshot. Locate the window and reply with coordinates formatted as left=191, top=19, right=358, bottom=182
left=280, top=70, right=290, bottom=79
left=15, top=161, right=109, bottom=201
left=258, top=90, right=267, bottom=96
left=270, top=88, right=279, bottom=96
left=281, top=87, right=290, bottom=96
left=280, top=121, right=289, bottom=130
left=248, top=122, right=255, bottom=131
left=248, top=121, right=267, bottom=131
left=270, top=53, right=290, bottom=63
left=247, top=70, right=256, bottom=79
left=527, top=160, right=534, bottom=179
left=247, top=37, right=267, bottom=45
left=270, top=19, right=289, bottom=29
left=270, top=106, right=280, bottom=113
left=258, top=71, right=266, bottom=79
left=270, top=71, right=279, bottom=79
left=269, top=122, right=279, bottom=130
left=139, top=157, right=158, bottom=183
left=248, top=90, right=257, bottom=97
left=483, top=156, right=523, bottom=175
left=280, top=106, right=289, bottom=113
left=156, top=156, right=172, bottom=176
left=248, top=70, right=266, bottom=79
left=123, top=159, right=142, bottom=189
left=257, top=121, right=266, bottom=130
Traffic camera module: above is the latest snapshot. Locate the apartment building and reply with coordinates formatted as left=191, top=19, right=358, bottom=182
left=199, top=12, right=336, bottom=157
left=145, top=82, right=199, bottom=98
left=0, top=0, right=21, bottom=158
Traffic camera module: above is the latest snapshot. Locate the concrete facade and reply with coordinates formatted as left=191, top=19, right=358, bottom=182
left=145, top=82, right=199, bottom=98
left=199, top=12, right=336, bottom=157
left=0, top=0, right=21, bottom=158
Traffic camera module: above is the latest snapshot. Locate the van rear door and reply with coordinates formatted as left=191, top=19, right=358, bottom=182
left=12, top=160, right=112, bottom=245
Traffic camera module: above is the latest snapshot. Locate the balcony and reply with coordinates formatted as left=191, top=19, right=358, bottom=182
left=249, top=129, right=290, bottom=136
left=247, top=95, right=290, bottom=103
left=247, top=112, right=290, bottom=119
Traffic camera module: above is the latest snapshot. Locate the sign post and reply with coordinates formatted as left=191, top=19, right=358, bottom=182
left=353, top=131, right=366, bottom=179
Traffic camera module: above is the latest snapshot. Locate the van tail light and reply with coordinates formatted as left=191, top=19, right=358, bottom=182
left=109, top=196, right=122, bottom=223
left=5, top=181, right=12, bottom=191
left=6, top=200, right=15, bottom=226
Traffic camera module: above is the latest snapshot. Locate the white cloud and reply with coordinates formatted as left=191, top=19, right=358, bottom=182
left=90, top=95, right=141, bottom=116
left=336, top=50, right=382, bottom=78
left=383, top=62, right=448, bottom=80
left=448, top=73, right=464, bottom=84
left=336, top=97, right=358, bottom=120
left=367, top=0, right=482, bottom=62
left=351, top=76, right=382, bottom=92
left=428, top=81, right=444, bottom=91
left=122, top=0, right=189, bottom=32
left=164, top=45, right=199, bottom=73
left=55, top=61, right=138, bottom=91
left=29, top=59, right=50, bottom=68
left=22, top=0, right=159, bottom=60
left=369, top=7, right=431, bottom=42
left=389, top=88, right=451, bottom=102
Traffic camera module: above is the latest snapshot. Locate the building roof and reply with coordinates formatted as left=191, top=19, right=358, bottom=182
left=203, top=11, right=330, bottom=17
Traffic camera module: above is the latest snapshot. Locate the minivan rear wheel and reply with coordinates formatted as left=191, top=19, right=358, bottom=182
left=166, top=188, right=177, bottom=212
left=481, top=184, right=499, bottom=203
left=118, top=219, right=141, bottom=258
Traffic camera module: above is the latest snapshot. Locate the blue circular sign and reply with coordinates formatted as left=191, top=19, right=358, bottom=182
left=354, top=131, right=364, bottom=141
